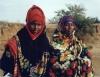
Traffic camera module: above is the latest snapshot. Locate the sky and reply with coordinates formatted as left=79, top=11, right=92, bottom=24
left=0, top=0, right=100, bottom=23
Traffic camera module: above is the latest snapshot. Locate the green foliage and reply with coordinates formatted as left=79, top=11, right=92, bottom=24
left=49, top=4, right=99, bottom=36
left=75, top=16, right=95, bottom=35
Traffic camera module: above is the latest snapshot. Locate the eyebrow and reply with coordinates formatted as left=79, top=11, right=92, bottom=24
left=67, top=22, right=73, bottom=24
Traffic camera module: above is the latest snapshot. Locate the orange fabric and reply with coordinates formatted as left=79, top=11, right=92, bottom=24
left=6, top=36, right=17, bottom=57
left=26, top=5, right=45, bottom=25
left=6, top=36, right=21, bottom=77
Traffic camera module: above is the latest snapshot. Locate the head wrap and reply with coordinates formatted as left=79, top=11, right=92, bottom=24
left=58, top=15, right=74, bottom=26
left=57, top=15, right=76, bottom=37
left=26, top=5, right=45, bottom=25
left=26, top=5, right=45, bottom=40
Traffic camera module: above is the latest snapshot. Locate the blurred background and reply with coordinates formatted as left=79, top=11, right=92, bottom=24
left=0, top=0, right=100, bottom=76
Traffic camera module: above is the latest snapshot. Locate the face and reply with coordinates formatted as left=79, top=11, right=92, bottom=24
left=64, top=22, right=75, bottom=33
left=62, top=22, right=76, bottom=36
left=27, top=21, right=43, bottom=34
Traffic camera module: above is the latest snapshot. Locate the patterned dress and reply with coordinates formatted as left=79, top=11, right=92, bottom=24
left=48, top=30, right=94, bottom=77
left=0, top=27, right=53, bottom=77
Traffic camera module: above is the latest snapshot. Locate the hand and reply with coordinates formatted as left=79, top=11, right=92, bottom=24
left=4, top=73, right=12, bottom=77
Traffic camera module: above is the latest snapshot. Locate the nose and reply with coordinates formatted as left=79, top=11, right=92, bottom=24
left=31, top=24, right=36, bottom=30
left=69, top=23, right=73, bottom=29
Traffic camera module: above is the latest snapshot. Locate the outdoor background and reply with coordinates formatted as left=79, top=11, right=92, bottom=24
left=0, top=22, right=100, bottom=77
left=0, top=0, right=100, bottom=77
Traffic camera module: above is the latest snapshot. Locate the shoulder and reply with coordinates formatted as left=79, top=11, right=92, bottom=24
left=5, top=35, right=18, bottom=56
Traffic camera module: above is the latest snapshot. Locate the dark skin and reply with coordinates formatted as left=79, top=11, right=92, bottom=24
left=61, top=22, right=76, bottom=37
left=27, top=21, right=43, bottom=35
left=64, top=22, right=76, bottom=33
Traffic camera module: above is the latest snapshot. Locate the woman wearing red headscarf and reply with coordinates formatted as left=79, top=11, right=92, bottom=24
left=0, top=5, right=54, bottom=77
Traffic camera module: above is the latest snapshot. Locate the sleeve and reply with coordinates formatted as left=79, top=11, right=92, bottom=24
left=48, top=45, right=61, bottom=64
left=0, top=46, right=14, bottom=75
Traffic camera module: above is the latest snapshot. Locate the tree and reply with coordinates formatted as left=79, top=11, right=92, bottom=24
left=49, top=4, right=99, bottom=36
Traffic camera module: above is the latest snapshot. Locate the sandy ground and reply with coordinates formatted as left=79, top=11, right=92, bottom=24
left=85, top=34, right=100, bottom=77
left=92, top=41, right=100, bottom=76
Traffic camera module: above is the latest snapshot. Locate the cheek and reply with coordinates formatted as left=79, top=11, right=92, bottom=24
left=28, top=24, right=35, bottom=30
left=27, top=25, right=36, bottom=34
left=36, top=26, right=42, bottom=31
left=71, top=26, right=75, bottom=30
left=65, top=26, right=69, bottom=30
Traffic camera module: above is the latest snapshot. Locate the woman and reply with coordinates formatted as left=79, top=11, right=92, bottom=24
left=48, top=16, right=94, bottom=77
left=0, top=5, right=53, bottom=77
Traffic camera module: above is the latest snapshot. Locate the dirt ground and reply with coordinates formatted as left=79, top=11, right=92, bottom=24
left=83, top=33, right=100, bottom=77
left=91, top=36, right=100, bottom=77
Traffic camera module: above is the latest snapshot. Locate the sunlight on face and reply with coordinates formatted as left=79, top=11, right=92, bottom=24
left=28, top=21, right=43, bottom=34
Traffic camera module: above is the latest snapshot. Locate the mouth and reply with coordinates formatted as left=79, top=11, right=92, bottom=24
left=31, top=29, right=41, bottom=34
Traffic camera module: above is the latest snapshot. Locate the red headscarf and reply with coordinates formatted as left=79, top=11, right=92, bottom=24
left=26, top=5, right=45, bottom=40
left=5, top=5, right=45, bottom=59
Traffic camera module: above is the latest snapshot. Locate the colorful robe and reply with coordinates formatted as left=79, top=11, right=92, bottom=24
left=0, top=27, right=53, bottom=77
left=48, top=30, right=94, bottom=77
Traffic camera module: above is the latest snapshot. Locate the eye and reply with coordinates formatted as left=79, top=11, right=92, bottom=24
left=36, top=25, right=42, bottom=29
left=65, top=23, right=74, bottom=27
left=31, top=24, right=36, bottom=28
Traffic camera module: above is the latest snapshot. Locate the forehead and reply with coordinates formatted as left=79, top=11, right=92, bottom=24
left=28, top=20, right=41, bottom=25
left=67, top=22, right=73, bottom=24
left=65, top=22, right=75, bottom=25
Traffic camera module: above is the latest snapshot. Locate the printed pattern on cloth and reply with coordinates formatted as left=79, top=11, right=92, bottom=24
left=49, top=31, right=94, bottom=77
left=13, top=35, right=49, bottom=77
